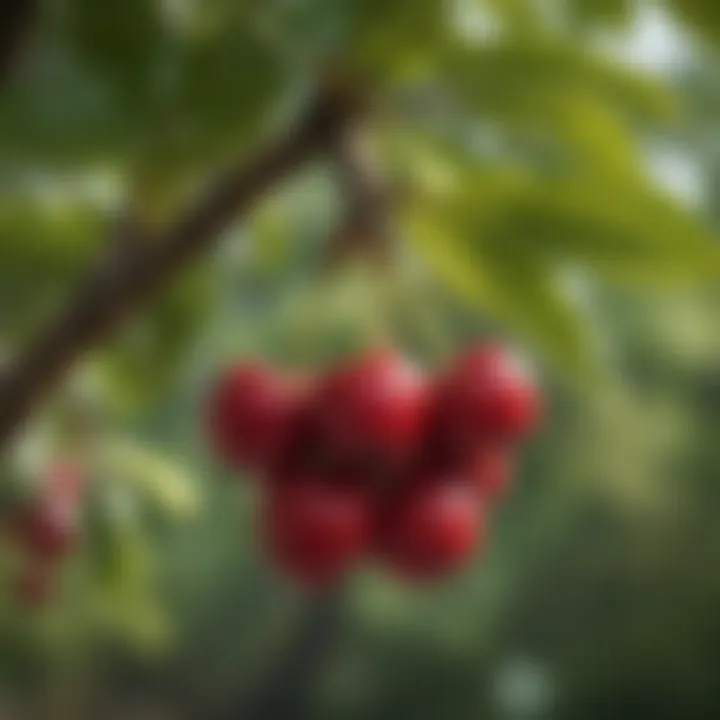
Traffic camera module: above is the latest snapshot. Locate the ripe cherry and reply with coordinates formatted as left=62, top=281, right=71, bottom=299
left=437, top=344, right=541, bottom=450
left=377, top=479, right=484, bottom=580
left=263, top=476, right=372, bottom=585
left=47, top=461, right=84, bottom=501
left=314, top=350, right=427, bottom=472
left=13, top=497, right=79, bottom=560
left=207, top=362, right=297, bottom=472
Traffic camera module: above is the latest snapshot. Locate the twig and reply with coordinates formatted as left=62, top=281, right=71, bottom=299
left=0, top=83, right=357, bottom=454
left=221, top=587, right=346, bottom=720
left=326, top=121, right=391, bottom=269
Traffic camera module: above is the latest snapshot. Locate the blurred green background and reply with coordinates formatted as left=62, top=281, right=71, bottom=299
left=3, top=1, right=720, bottom=718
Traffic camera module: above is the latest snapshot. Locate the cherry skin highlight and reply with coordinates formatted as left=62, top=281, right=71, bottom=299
left=13, top=496, right=79, bottom=561
left=314, top=350, right=427, bottom=472
left=436, top=344, right=541, bottom=454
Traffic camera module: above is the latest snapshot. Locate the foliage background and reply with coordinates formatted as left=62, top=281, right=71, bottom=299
left=2, top=1, right=720, bottom=718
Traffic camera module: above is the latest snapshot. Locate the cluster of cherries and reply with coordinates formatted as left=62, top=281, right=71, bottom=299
left=208, top=343, right=542, bottom=586
left=3, top=462, right=83, bottom=607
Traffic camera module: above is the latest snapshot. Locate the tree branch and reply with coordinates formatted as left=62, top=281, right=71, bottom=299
left=326, top=121, right=391, bottom=269
left=0, top=84, right=357, bottom=453
left=219, top=587, right=346, bottom=720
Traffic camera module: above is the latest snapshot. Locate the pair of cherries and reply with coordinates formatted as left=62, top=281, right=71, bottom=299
left=208, top=344, right=541, bottom=585
left=5, top=462, right=83, bottom=606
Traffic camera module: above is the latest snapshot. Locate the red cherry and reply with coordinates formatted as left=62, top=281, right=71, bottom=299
left=263, top=477, right=372, bottom=585
left=314, top=350, right=427, bottom=471
left=13, top=498, right=79, bottom=560
left=437, top=344, right=541, bottom=449
left=377, top=479, right=484, bottom=581
left=14, top=564, right=57, bottom=607
left=47, top=461, right=84, bottom=501
left=207, top=362, right=297, bottom=472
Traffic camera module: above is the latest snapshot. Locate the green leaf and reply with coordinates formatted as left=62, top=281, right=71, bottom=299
left=104, top=440, right=200, bottom=520
left=100, top=267, right=214, bottom=408
left=478, top=248, right=599, bottom=373
left=404, top=210, right=595, bottom=375
left=250, top=202, right=294, bottom=277
left=401, top=149, right=720, bottom=289
left=0, top=196, right=105, bottom=338
left=397, top=91, right=647, bottom=189
left=86, top=479, right=142, bottom=588
left=85, top=487, right=172, bottom=652
left=545, top=96, right=644, bottom=180
left=159, top=25, right=286, bottom=171
left=667, top=0, right=720, bottom=46
left=484, top=179, right=720, bottom=286
left=0, top=42, right=135, bottom=164
left=483, top=0, right=546, bottom=35
left=345, top=0, right=448, bottom=80
left=440, top=37, right=678, bottom=124
left=62, top=0, right=164, bottom=104
left=402, top=140, right=720, bottom=374
left=567, top=0, right=635, bottom=27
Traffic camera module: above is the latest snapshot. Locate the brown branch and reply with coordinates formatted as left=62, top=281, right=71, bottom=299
left=218, top=587, right=345, bottom=720
left=0, top=0, right=39, bottom=87
left=0, top=84, right=357, bottom=453
left=325, top=121, right=391, bottom=269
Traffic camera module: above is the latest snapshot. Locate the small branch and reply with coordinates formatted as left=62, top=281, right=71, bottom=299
left=220, top=587, right=346, bottom=720
left=0, top=83, right=358, bottom=454
left=0, top=0, right=39, bottom=87
left=326, top=122, right=391, bottom=269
